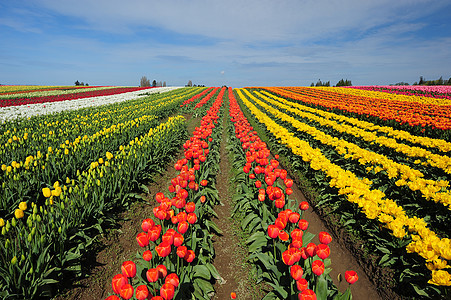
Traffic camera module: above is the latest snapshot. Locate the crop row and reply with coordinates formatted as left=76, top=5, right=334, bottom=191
left=235, top=88, right=450, bottom=297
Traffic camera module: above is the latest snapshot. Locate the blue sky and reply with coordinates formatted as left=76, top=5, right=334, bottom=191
left=1, top=0, right=450, bottom=87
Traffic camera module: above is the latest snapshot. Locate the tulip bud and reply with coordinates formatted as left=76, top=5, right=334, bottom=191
left=28, top=233, right=32, bottom=242
left=1, top=227, right=6, bottom=235
left=11, top=218, right=16, bottom=227
left=11, top=256, right=17, bottom=265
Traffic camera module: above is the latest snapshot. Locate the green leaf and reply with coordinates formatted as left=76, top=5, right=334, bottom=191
left=410, top=283, right=429, bottom=297
left=193, top=265, right=211, bottom=280
left=315, top=275, right=328, bottom=300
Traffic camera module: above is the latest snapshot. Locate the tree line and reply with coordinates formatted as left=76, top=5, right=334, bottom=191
left=310, top=78, right=352, bottom=87
left=140, top=76, right=166, bottom=87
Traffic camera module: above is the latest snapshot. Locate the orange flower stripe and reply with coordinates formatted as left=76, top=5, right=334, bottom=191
left=262, top=87, right=451, bottom=130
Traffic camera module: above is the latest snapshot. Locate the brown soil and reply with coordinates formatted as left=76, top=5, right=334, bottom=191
left=211, top=104, right=265, bottom=300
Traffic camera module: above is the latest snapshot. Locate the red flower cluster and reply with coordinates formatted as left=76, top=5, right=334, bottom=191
left=180, top=87, right=214, bottom=107
left=194, top=87, right=222, bottom=109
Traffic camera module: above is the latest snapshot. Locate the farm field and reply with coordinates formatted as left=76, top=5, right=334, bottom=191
left=0, top=85, right=450, bottom=299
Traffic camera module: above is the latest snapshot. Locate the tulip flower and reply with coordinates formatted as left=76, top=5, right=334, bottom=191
left=177, top=221, right=189, bottom=234
left=157, top=264, right=168, bottom=279
left=290, top=264, right=304, bottom=280
left=105, top=296, right=120, bottom=300
left=173, top=233, right=184, bottom=247
left=165, top=273, right=180, bottom=287
left=282, top=248, right=300, bottom=266
left=345, top=270, right=359, bottom=284
left=135, top=285, right=149, bottom=300
left=141, top=218, right=155, bottom=232
left=289, top=212, right=300, bottom=223
left=278, top=230, right=289, bottom=241
left=147, top=268, right=159, bottom=282
left=184, top=249, right=195, bottom=262
left=156, top=241, right=172, bottom=257
left=298, top=219, right=309, bottom=230
left=185, top=202, right=195, bottom=213
left=267, top=225, right=280, bottom=239
left=148, top=225, right=162, bottom=241
left=299, top=289, right=317, bottom=300
left=119, top=284, right=133, bottom=300
left=121, top=261, right=137, bottom=278
left=316, top=244, right=330, bottom=260
left=19, top=201, right=27, bottom=211
left=143, top=250, right=153, bottom=261
left=299, top=201, right=309, bottom=211
left=187, top=213, right=197, bottom=224
left=160, top=283, right=175, bottom=300
left=312, top=260, right=325, bottom=276
left=177, top=246, right=188, bottom=258
left=14, top=209, right=24, bottom=219
left=136, top=232, right=149, bottom=247
left=231, top=292, right=237, bottom=299
left=306, top=243, right=316, bottom=257
left=318, top=231, right=332, bottom=245
left=112, top=274, right=128, bottom=294
left=296, top=278, right=308, bottom=292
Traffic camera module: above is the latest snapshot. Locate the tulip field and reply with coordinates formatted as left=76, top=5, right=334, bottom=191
left=0, top=84, right=450, bottom=299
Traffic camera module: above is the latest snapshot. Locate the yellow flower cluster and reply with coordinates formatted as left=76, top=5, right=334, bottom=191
left=237, top=88, right=451, bottom=286
left=260, top=90, right=451, bottom=153
left=245, top=89, right=451, bottom=209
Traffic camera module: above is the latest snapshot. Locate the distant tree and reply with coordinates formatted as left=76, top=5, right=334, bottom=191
left=336, top=79, right=352, bottom=87
left=187, top=80, right=193, bottom=87
left=140, top=76, right=150, bottom=87
left=310, top=82, right=314, bottom=87
left=163, top=81, right=166, bottom=87
left=393, top=82, right=409, bottom=86
left=152, top=80, right=157, bottom=87
left=85, top=83, right=89, bottom=86
left=75, top=80, right=80, bottom=86
left=418, top=76, right=424, bottom=85
left=80, top=82, right=84, bottom=86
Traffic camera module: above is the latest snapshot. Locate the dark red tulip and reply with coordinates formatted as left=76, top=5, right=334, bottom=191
left=184, top=249, right=195, bottom=262
left=306, top=243, right=316, bottom=257
left=345, top=270, right=359, bottom=284
left=156, top=264, right=168, bottom=279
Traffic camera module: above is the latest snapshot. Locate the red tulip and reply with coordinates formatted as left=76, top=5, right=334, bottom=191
left=112, top=273, right=128, bottom=294
left=121, top=261, right=136, bottom=278
left=184, top=249, right=195, bottom=262
left=177, top=245, right=188, bottom=258
left=148, top=225, right=162, bottom=242
left=105, top=296, right=120, bottom=300
left=278, top=230, right=289, bottom=241
left=299, top=289, right=316, bottom=300
left=290, top=264, right=304, bottom=280
left=177, top=221, right=189, bottom=234
left=284, top=178, right=293, bottom=188
left=300, top=247, right=308, bottom=259
left=255, top=180, right=262, bottom=188
left=165, top=273, right=180, bottom=287
left=156, top=192, right=165, bottom=203
left=299, top=201, right=309, bottom=211
left=135, top=285, right=149, bottom=300
left=160, top=283, right=175, bottom=300
left=258, top=193, right=266, bottom=202
left=136, top=232, right=149, bottom=247
left=298, top=219, right=309, bottom=230
left=187, top=213, right=197, bottom=224
left=157, top=264, right=168, bottom=279
left=147, top=268, right=159, bottom=282
left=289, top=212, right=300, bottom=223
left=200, top=195, right=206, bottom=203
left=316, top=244, right=330, bottom=260
left=267, top=225, right=280, bottom=239
left=120, top=284, right=134, bottom=300
left=141, top=218, right=155, bottom=232
left=274, top=217, right=287, bottom=230
left=318, top=231, right=332, bottom=245
left=296, top=278, right=308, bottom=291
left=151, top=297, right=164, bottom=300
left=275, top=198, right=285, bottom=209
left=143, top=250, right=153, bottom=261
left=173, top=233, right=184, bottom=247
left=162, top=232, right=174, bottom=245
left=282, top=248, right=299, bottom=266
left=286, top=187, right=293, bottom=195
left=231, top=292, right=237, bottom=299
left=185, top=202, right=196, bottom=213
left=312, top=260, right=325, bottom=276
left=345, top=270, right=359, bottom=284
left=200, top=179, right=208, bottom=186
left=291, top=228, right=303, bottom=239
left=291, top=238, right=303, bottom=249
left=306, top=243, right=316, bottom=257
left=156, top=241, right=172, bottom=257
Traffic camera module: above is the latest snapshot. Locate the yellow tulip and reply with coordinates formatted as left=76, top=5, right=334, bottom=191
left=14, top=209, right=24, bottom=219
left=42, top=187, right=51, bottom=198
left=19, top=202, right=27, bottom=211
left=0, top=218, right=4, bottom=227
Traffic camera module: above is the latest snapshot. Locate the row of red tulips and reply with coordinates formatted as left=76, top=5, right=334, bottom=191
left=0, top=87, right=154, bottom=107
left=105, top=87, right=225, bottom=299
